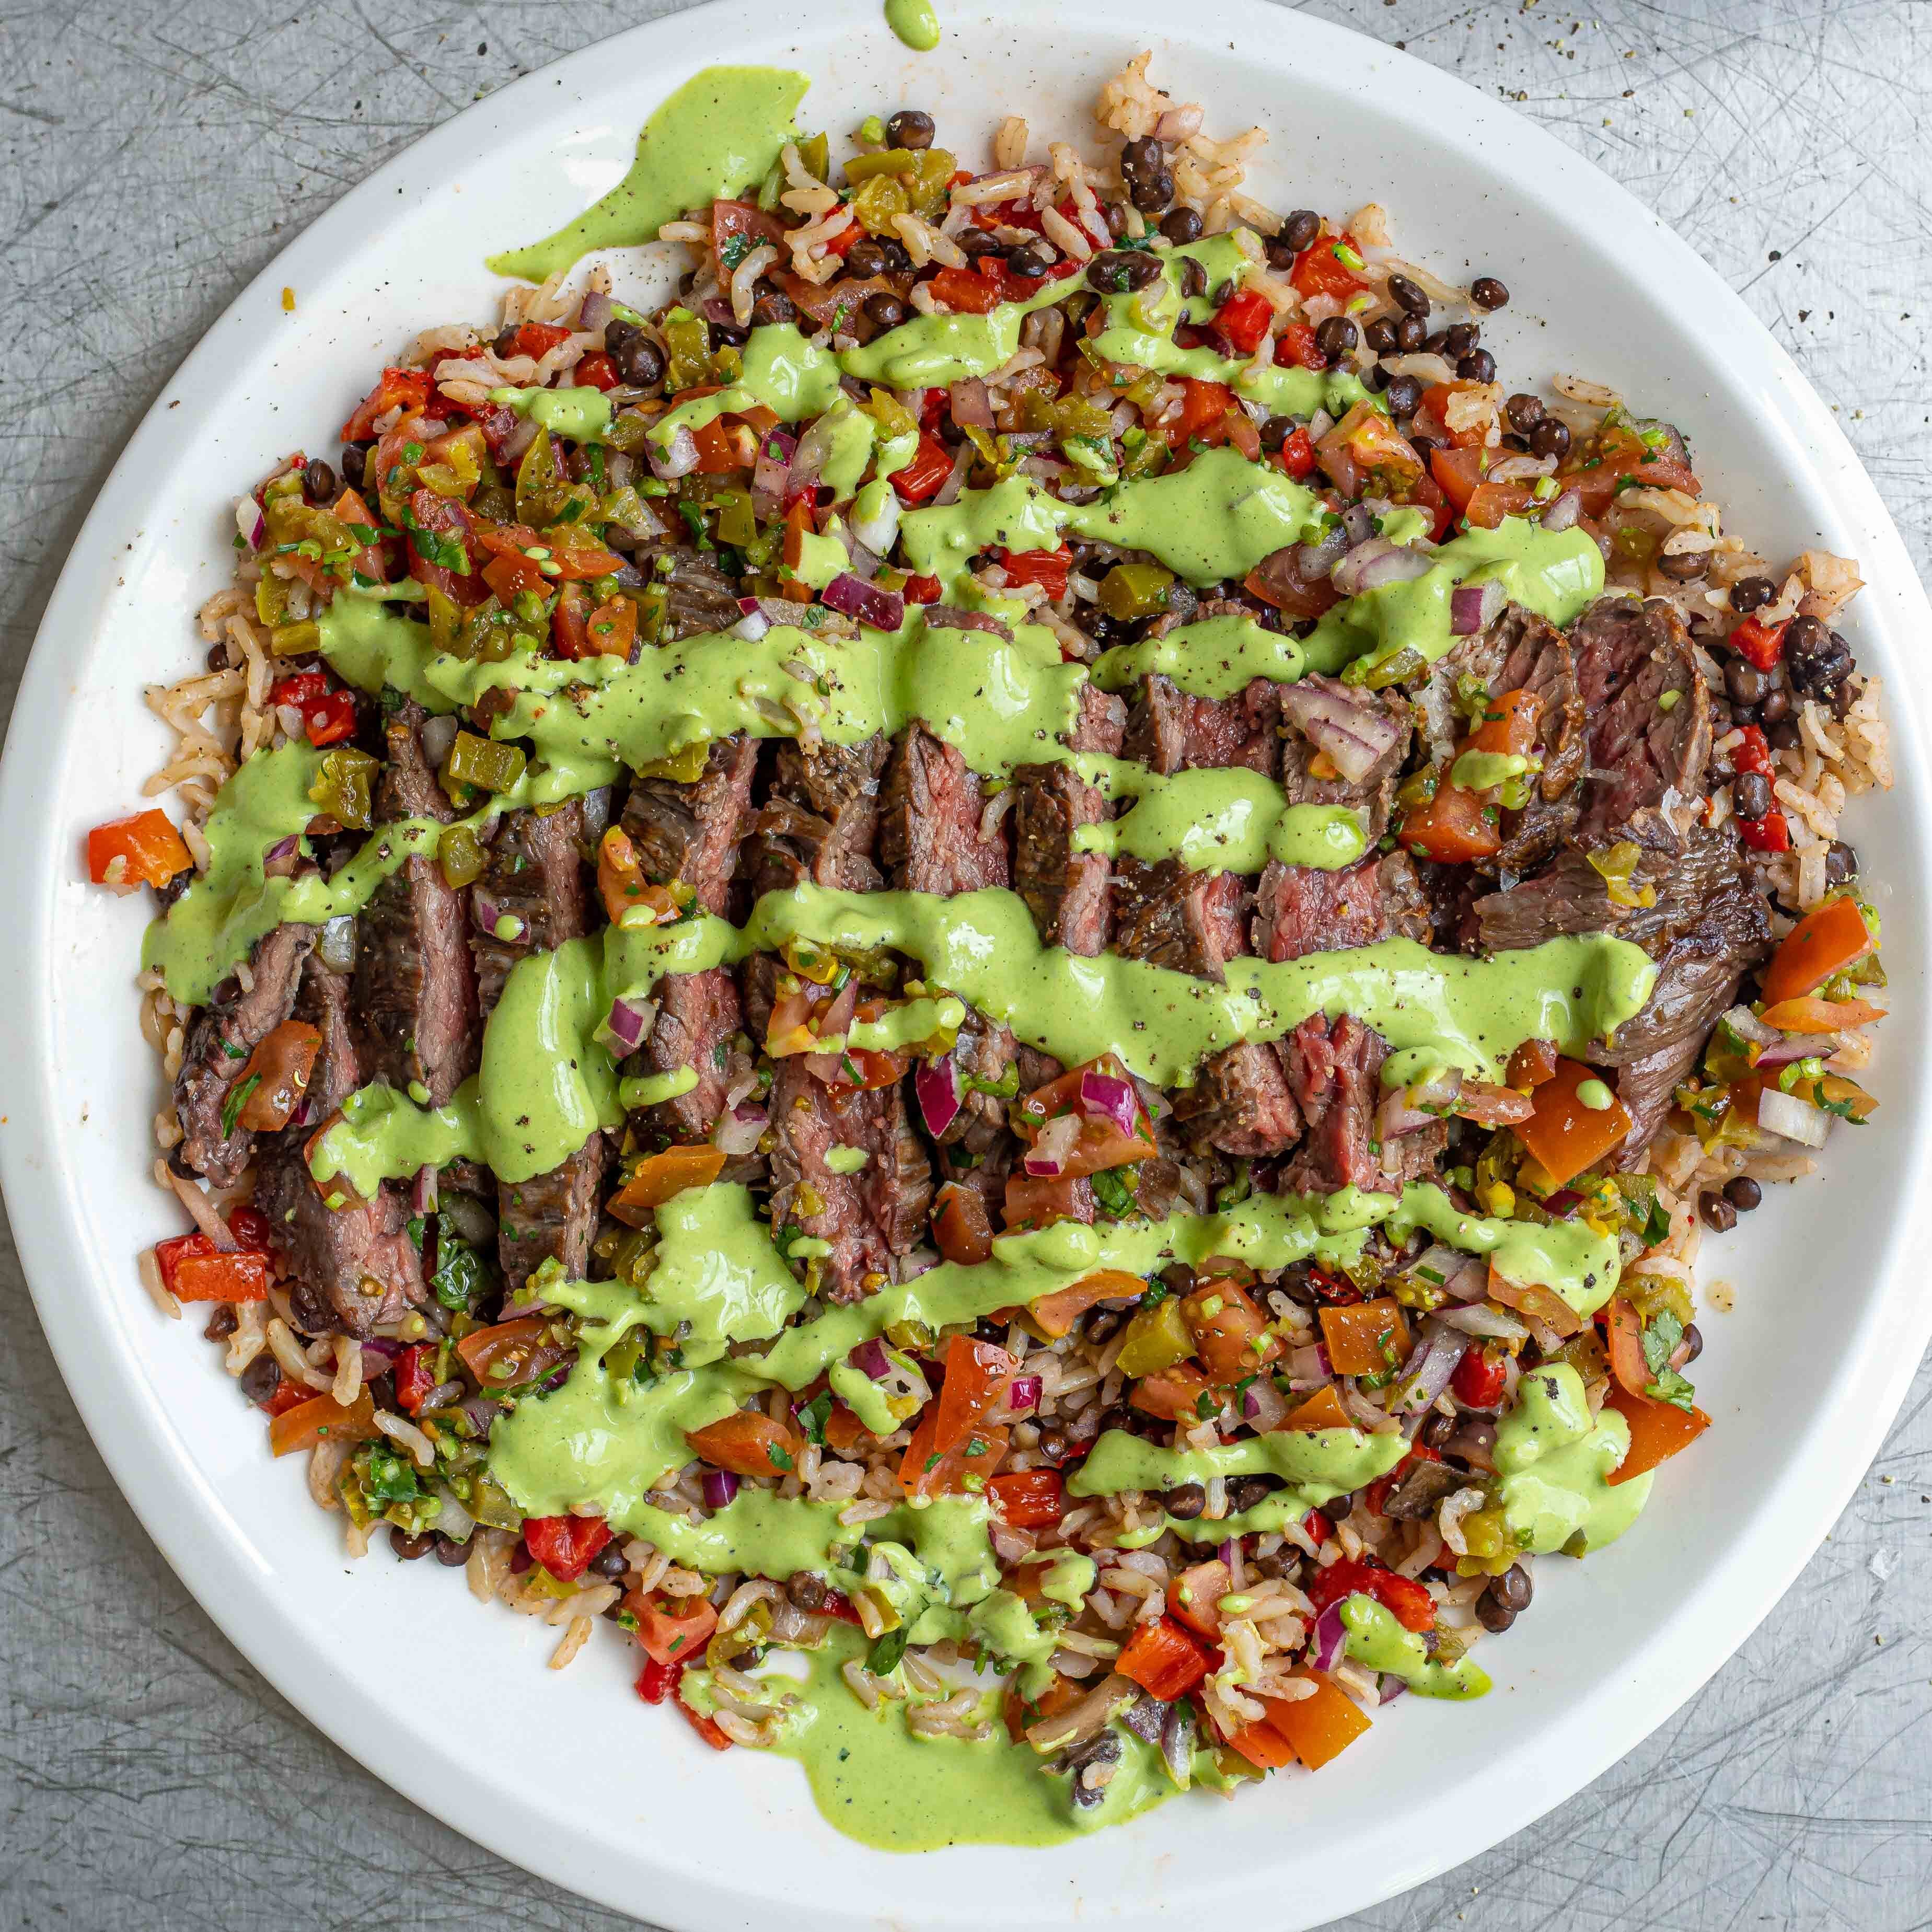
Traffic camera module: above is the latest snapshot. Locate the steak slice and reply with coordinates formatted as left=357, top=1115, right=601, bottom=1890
left=1280, top=1014, right=1445, bottom=1195
left=654, top=548, right=746, bottom=641
left=628, top=966, right=743, bottom=1141
left=1575, top=599, right=1711, bottom=840
left=1068, top=684, right=1127, bottom=757
left=1112, top=858, right=1240, bottom=981
left=1278, top=678, right=1411, bottom=841
left=1172, top=1043, right=1302, bottom=1158
left=768, top=1059, right=894, bottom=1302
left=1121, top=674, right=1279, bottom=777
left=1493, top=610, right=1588, bottom=875
left=862, top=1081, right=935, bottom=1257
left=940, top=1009, right=1019, bottom=1158
left=1011, top=761, right=1110, bottom=956
left=173, top=922, right=318, bottom=1186
left=1253, top=851, right=1432, bottom=964
left=470, top=802, right=587, bottom=1016
left=498, top=1133, right=610, bottom=1295
left=619, top=733, right=759, bottom=917
left=880, top=725, right=1010, bottom=895
left=749, top=735, right=890, bottom=896
left=354, top=703, right=478, bottom=1105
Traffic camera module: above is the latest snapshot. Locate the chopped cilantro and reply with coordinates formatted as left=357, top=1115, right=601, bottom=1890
left=220, top=1073, right=261, bottom=1138
left=867, top=1627, right=909, bottom=1673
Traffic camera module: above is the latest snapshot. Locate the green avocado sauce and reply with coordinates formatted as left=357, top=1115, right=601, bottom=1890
left=1069, top=1426, right=1406, bottom=1505
left=487, top=67, right=811, bottom=283
left=1339, top=1597, right=1491, bottom=1699
left=1072, top=755, right=1366, bottom=874
left=1092, top=612, right=1306, bottom=699
left=488, top=384, right=614, bottom=445
left=883, top=0, right=942, bottom=51
left=1493, top=1362, right=1651, bottom=1553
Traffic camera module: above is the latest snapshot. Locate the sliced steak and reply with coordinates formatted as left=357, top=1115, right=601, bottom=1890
left=1068, top=683, right=1127, bottom=757
left=861, top=1081, right=935, bottom=1257
left=738, top=950, right=784, bottom=1045
left=940, top=1009, right=1018, bottom=1158
left=470, top=802, right=587, bottom=1016
left=1494, top=610, right=1588, bottom=874
left=498, top=1134, right=610, bottom=1295
left=627, top=966, right=743, bottom=1141
left=1575, top=598, right=1710, bottom=839
left=1112, top=858, right=1241, bottom=981
left=1172, top=1043, right=1302, bottom=1158
left=1253, top=851, right=1432, bottom=964
left=173, top=922, right=318, bottom=1186
left=1280, top=1014, right=1445, bottom=1195
left=1121, top=674, right=1279, bottom=777
left=657, top=549, right=746, bottom=641
left=880, top=725, right=1009, bottom=895
left=767, top=1059, right=894, bottom=1303
left=354, top=703, right=478, bottom=1106
left=749, top=736, right=890, bottom=897
left=619, top=733, right=759, bottom=916
left=1011, top=761, right=1110, bottom=956
left=1278, top=677, right=1411, bottom=841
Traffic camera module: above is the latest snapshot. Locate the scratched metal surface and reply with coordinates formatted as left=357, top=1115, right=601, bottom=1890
left=2, top=2, right=1929, bottom=1926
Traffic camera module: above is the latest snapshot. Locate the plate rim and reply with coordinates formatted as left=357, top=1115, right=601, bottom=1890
left=4, top=0, right=1930, bottom=1924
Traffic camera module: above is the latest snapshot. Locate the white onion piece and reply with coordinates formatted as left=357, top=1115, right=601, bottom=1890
left=1756, top=1085, right=1831, bottom=1147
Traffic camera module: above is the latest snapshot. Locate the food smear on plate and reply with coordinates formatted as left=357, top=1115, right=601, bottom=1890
left=107, top=51, right=1893, bottom=1850
left=885, top=0, right=942, bottom=52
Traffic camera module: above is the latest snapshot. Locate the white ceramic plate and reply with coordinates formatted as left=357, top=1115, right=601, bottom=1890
left=4, top=1, right=1928, bottom=1924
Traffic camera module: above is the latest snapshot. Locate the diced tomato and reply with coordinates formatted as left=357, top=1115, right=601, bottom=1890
left=1169, top=1560, right=1231, bottom=1639
left=405, top=489, right=488, bottom=607
left=782, top=496, right=816, bottom=570
left=1291, top=230, right=1368, bottom=304
left=932, top=1179, right=994, bottom=1265
left=685, top=1408, right=802, bottom=1479
left=481, top=548, right=546, bottom=605
left=1516, top=1056, right=1633, bottom=1189
left=1128, top=1361, right=1215, bottom=1423
left=1463, top=480, right=1542, bottom=529
left=1274, top=424, right=1317, bottom=479
left=263, top=1379, right=309, bottom=1418
left=635, top=1655, right=680, bottom=1704
left=1413, top=469, right=1454, bottom=541
left=624, top=1590, right=719, bottom=1667
left=892, top=431, right=956, bottom=504
left=153, top=1232, right=274, bottom=1304
left=341, top=367, right=433, bottom=442
left=269, top=1388, right=378, bottom=1458
left=690, top=418, right=741, bottom=475
left=1001, top=1171, right=1095, bottom=1232
left=1304, top=1556, right=1436, bottom=1634
left=989, top=1467, right=1064, bottom=1529
left=929, top=265, right=1005, bottom=315
left=1167, top=378, right=1236, bottom=450
left=1274, top=321, right=1327, bottom=372
left=1760, top=894, right=1876, bottom=1005
left=583, top=597, right=637, bottom=660
left=1398, top=780, right=1500, bottom=864
left=522, top=1513, right=613, bottom=1582
left=87, top=809, right=192, bottom=890
left=1117, top=1616, right=1212, bottom=1700
left=1737, top=807, right=1790, bottom=853
left=1451, top=1344, right=1507, bottom=1409
left=1223, top=1715, right=1298, bottom=1771
left=550, top=580, right=591, bottom=658
left=996, top=544, right=1072, bottom=601
left=574, top=351, right=619, bottom=392
left=511, top=321, right=572, bottom=360
left=709, top=196, right=788, bottom=286
left=1429, top=444, right=1486, bottom=513
left=902, top=573, right=942, bottom=604
left=1211, top=288, right=1274, bottom=356
left=393, top=1343, right=438, bottom=1417
left=1604, top=1382, right=1711, bottom=1484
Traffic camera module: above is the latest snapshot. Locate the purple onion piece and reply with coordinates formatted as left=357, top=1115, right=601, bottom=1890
left=1278, top=675, right=1406, bottom=785
left=357, top=1336, right=400, bottom=1365
left=922, top=604, right=1014, bottom=642
left=914, top=1055, right=962, bottom=1139
left=1077, top=1069, right=1139, bottom=1137
left=597, top=996, right=653, bottom=1057
left=646, top=424, right=701, bottom=482
left=850, top=1336, right=893, bottom=1380
left=1006, top=1375, right=1043, bottom=1414
left=411, top=1164, right=438, bottom=1215
left=1541, top=487, right=1582, bottom=532
left=1332, top=535, right=1438, bottom=598
left=1309, top=1601, right=1349, bottom=1672
left=577, top=288, right=613, bottom=334
left=1378, top=1674, right=1408, bottom=1706
left=820, top=572, right=906, bottom=631
left=1217, top=1537, right=1239, bottom=1570
left=701, top=1469, right=740, bottom=1510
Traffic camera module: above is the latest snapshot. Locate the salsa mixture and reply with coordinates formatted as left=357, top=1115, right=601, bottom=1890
left=98, top=51, right=1893, bottom=1850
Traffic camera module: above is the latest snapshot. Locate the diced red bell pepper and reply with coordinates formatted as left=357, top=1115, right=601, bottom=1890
left=511, top=322, right=573, bottom=360
left=903, top=574, right=942, bottom=604
left=996, top=545, right=1072, bottom=601
left=1451, top=1344, right=1508, bottom=1409
left=1731, top=723, right=1773, bottom=776
left=522, top=1513, right=614, bottom=1582
left=1274, top=320, right=1326, bottom=372
left=634, top=1655, right=733, bottom=1749
left=1738, top=808, right=1791, bottom=852
left=892, top=430, right=956, bottom=504
left=1727, top=616, right=1786, bottom=671
left=87, top=809, right=192, bottom=889
left=1304, top=1556, right=1437, bottom=1634
left=227, top=1205, right=273, bottom=1252
left=928, top=265, right=1005, bottom=315
left=989, top=1467, right=1064, bottom=1529
left=1275, top=424, right=1317, bottom=479
left=1290, top=230, right=1368, bottom=304
left=574, top=351, right=619, bottom=392
left=394, top=1343, right=438, bottom=1417
left=303, top=690, right=358, bottom=747
left=1211, top=288, right=1274, bottom=356
left=1302, top=1509, right=1332, bottom=1548
left=154, top=1233, right=273, bottom=1304
left=341, top=367, right=433, bottom=443
left=1116, top=1615, right=1213, bottom=1700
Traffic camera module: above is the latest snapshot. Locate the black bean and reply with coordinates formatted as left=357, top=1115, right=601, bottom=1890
left=1474, top=1591, right=1516, bottom=1634
left=1258, top=415, right=1293, bottom=453
left=1120, top=136, right=1164, bottom=179
left=750, top=290, right=797, bottom=328
left=877, top=237, right=914, bottom=275
left=589, top=1544, right=629, bottom=1580
left=1408, top=434, right=1441, bottom=466
left=1825, top=839, right=1859, bottom=885
left=1179, top=258, right=1208, bottom=301
left=1767, top=718, right=1802, bottom=750
left=1314, top=315, right=1358, bottom=360
left=390, top=1528, right=437, bottom=1561
left=1505, top=392, right=1545, bottom=434
left=1724, top=660, right=1768, bottom=707
left=1228, top=1475, right=1281, bottom=1512
left=302, top=456, right=337, bottom=504
left=1529, top=418, right=1571, bottom=460
left=1680, top=1323, right=1705, bottom=1364
left=1162, top=206, right=1205, bottom=246
left=1729, top=702, right=1761, bottom=728
left=340, top=442, right=370, bottom=491
left=1443, top=321, right=1480, bottom=358
left=886, top=109, right=935, bottom=150
left=1363, top=363, right=1389, bottom=394
left=1281, top=209, right=1321, bottom=254
left=1732, top=770, right=1772, bottom=820
left=1094, top=1403, right=1142, bottom=1439
left=1084, top=1309, right=1126, bottom=1346
left=618, top=336, right=666, bottom=392
left=1035, top=1426, right=1070, bottom=1463
left=863, top=291, right=908, bottom=330
left=1699, top=1190, right=1739, bottom=1233
left=1395, top=311, right=1427, bottom=352
left=1325, top=1489, right=1352, bottom=1521
left=203, top=1304, right=239, bottom=1341
left=708, top=320, right=748, bottom=351
left=1457, top=349, right=1497, bottom=384
left=433, top=1534, right=471, bottom=1567
left=1492, top=1564, right=1533, bottom=1612
left=844, top=237, right=890, bottom=280
left=604, top=317, right=640, bottom=356
left=788, top=1571, right=829, bottom=1611
left=1007, top=245, right=1049, bottom=280
left=1159, top=1262, right=1197, bottom=1299
left=1786, top=615, right=1854, bottom=696
left=1130, top=171, right=1174, bottom=215
left=493, top=325, right=520, bottom=359
left=1730, top=575, right=1776, bottom=614
left=239, top=1355, right=281, bottom=1405
left=1086, top=249, right=1162, bottom=294
left=1162, top=1482, right=1208, bottom=1520
left=1758, top=688, right=1791, bottom=725
left=1470, top=275, right=1510, bottom=311
left=1422, top=328, right=1451, bottom=356
left=1656, top=549, right=1708, bottom=582
left=1103, top=201, right=1131, bottom=238
left=1364, top=316, right=1400, bottom=355
left=1383, top=373, right=1423, bottom=418
left=1721, top=1175, right=1761, bottom=1214
left=1387, top=273, right=1430, bottom=318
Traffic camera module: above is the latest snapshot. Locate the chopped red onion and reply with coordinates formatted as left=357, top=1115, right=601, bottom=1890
left=646, top=423, right=701, bottom=481
left=1331, top=535, right=1437, bottom=598
left=698, top=295, right=737, bottom=328
left=915, top=1055, right=962, bottom=1139
left=701, top=1470, right=740, bottom=1510
left=850, top=487, right=901, bottom=557
left=932, top=437, right=975, bottom=507
left=577, top=289, right=614, bottom=334
left=500, top=414, right=540, bottom=465
left=264, top=833, right=299, bottom=863
left=1756, top=1085, right=1831, bottom=1147
left=752, top=427, right=796, bottom=520
left=236, top=498, right=265, bottom=551
left=1541, top=487, right=1583, bottom=532
left=1241, top=1376, right=1289, bottom=1432
left=1005, top=1374, right=1043, bottom=1414
left=1023, top=1112, right=1082, bottom=1177
left=948, top=377, right=994, bottom=429
left=1217, top=1537, right=1239, bottom=1570
left=1278, top=676, right=1406, bottom=784
left=595, top=995, right=656, bottom=1058
left=1378, top=1674, right=1408, bottom=1706
left=822, top=572, right=906, bottom=631
left=732, top=598, right=772, bottom=643
left=850, top=1337, right=894, bottom=1381
left=1078, top=1069, right=1140, bottom=1137
left=411, top=1164, right=439, bottom=1214
left=1450, top=579, right=1506, bottom=635
left=1388, top=1317, right=1468, bottom=1415
left=1309, top=1601, right=1349, bottom=1672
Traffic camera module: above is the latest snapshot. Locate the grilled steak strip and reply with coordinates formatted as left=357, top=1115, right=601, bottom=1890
left=880, top=725, right=1010, bottom=895
left=619, top=733, right=758, bottom=916
left=1011, top=761, right=1110, bottom=956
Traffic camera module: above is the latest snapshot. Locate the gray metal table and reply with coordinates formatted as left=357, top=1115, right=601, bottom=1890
left=3, top=3, right=1928, bottom=1925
